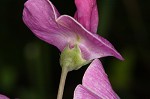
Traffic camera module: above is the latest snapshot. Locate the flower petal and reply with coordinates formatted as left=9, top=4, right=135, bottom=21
left=0, top=94, right=9, bottom=99
left=23, top=0, right=123, bottom=60
left=23, top=0, right=76, bottom=51
left=57, top=15, right=123, bottom=60
left=82, top=59, right=120, bottom=99
left=23, top=0, right=59, bottom=30
left=74, top=0, right=98, bottom=33
left=74, top=85, right=101, bottom=99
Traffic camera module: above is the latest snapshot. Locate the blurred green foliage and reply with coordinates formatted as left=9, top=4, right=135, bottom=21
left=0, top=0, right=150, bottom=99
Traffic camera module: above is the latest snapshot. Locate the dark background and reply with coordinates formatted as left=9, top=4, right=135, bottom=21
left=0, top=0, right=150, bottom=99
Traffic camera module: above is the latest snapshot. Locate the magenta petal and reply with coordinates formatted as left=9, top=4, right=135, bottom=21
left=74, top=85, right=101, bottom=99
left=0, top=94, right=9, bottom=99
left=57, top=15, right=123, bottom=60
left=23, top=0, right=123, bottom=60
left=82, top=59, right=120, bottom=99
left=23, top=0, right=59, bottom=30
left=74, top=0, right=98, bottom=33
left=23, top=0, right=76, bottom=51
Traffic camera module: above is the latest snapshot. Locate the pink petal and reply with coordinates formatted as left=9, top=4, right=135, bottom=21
left=74, top=85, right=101, bottom=99
left=0, top=94, right=9, bottom=99
left=23, top=0, right=76, bottom=51
left=82, top=59, right=120, bottom=99
left=23, top=0, right=59, bottom=30
left=23, top=0, right=123, bottom=60
left=74, top=0, right=98, bottom=33
left=57, top=15, right=123, bottom=60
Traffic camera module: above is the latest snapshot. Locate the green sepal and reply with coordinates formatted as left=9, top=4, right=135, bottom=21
left=60, top=45, right=90, bottom=71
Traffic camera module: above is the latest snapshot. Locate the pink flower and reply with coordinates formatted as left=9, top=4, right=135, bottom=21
left=74, top=59, right=120, bottom=99
left=0, top=94, right=9, bottom=99
left=23, top=0, right=123, bottom=61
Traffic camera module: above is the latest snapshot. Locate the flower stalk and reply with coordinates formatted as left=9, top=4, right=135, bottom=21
left=57, top=67, right=69, bottom=99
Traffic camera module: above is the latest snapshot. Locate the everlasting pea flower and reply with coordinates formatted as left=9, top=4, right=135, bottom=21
left=23, top=0, right=123, bottom=99
left=74, top=59, right=120, bottom=99
left=0, top=94, right=9, bottom=99
left=23, top=0, right=123, bottom=71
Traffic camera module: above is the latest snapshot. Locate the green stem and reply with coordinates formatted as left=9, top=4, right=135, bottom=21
left=57, top=67, right=69, bottom=99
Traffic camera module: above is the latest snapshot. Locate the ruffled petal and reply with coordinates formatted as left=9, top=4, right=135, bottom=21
left=57, top=15, right=123, bottom=60
left=82, top=59, right=120, bottom=99
left=0, top=94, right=9, bottom=99
left=73, top=85, right=101, bottom=99
left=23, top=0, right=76, bottom=51
left=74, top=0, right=98, bottom=33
